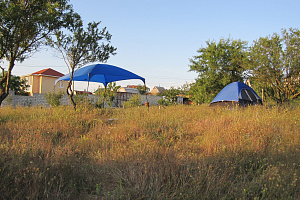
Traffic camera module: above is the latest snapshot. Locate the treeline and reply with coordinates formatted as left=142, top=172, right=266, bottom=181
left=160, top=28, right=300, bottom=105
left=189, top=28, right=300, bottom=104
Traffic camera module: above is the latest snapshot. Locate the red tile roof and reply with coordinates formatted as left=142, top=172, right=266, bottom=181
left=32, top=68, right=64, bottom=77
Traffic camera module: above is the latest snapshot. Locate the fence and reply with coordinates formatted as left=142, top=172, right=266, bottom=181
left=2, top=91, right=162, bottom=108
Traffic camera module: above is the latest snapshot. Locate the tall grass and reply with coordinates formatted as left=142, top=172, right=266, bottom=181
left=0, top=105, right=299, bottom=199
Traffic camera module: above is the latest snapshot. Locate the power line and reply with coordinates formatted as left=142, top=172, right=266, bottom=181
left=146, top=75, right=196, bottom=80
left=12, top=64, right=67, bottom=68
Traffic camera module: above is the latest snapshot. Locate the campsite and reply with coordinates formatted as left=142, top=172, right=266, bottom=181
left=0, top=103, right=299, bottom=199
left=1, top=1, right=300, bottom=199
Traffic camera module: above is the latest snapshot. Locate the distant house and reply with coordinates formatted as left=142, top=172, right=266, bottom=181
left=117, top=87, right=140, bottom=94
left=127, top=85, right=139, bottom=89
left=149, top=86, right=165, bottom=95
left=113, top=87, right=140, bottom=107
left=21, top=68, right=68, bottom=96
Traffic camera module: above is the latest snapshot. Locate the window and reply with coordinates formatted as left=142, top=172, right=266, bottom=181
left=58, top=81, right=64, bottom=88
left=25, top=76, right=32, bottom=85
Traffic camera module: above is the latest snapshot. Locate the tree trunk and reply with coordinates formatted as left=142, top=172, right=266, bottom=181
left=0, top=62, right=14, bottom=106
left=0, top=87, right=9, bottom=106
left=66, top=80, right=76, bottom=110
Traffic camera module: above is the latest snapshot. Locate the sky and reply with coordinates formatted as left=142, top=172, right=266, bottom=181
left=2, top=0, right=300, bottom=91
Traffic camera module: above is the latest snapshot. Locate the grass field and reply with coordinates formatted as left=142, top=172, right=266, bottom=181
left=0, top=104, right=299, bottom=199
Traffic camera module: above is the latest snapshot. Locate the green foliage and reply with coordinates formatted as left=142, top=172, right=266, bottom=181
left=0, top=0, right=74, bottom=105
left=47, top=16, right=117, bottom=110
left=10, top=75, right=29, bottom=96
left=0, top=0, right=72, bottom=62
left=247, top=28, right=300, bottom=104
left=188, top=77, right=219, bottom=104
left=48, top=19, right=117, bottom=70
left=189, top=38, right=247, bottom=104
left=94, top=82, right=120, bottom=108
left=44, top=91, right=64, bottom=107
left=0, top=73, right=29, bottom=95
left=157, top=97, right=169, bottom=106
left=73, top=93, right=94, bottom=109
left=189, top=28, right=300, bottom=105
left=136, top=85, right=149, bottom=94
left=159, top=86, right=182, bottom=104
left=123, top=94, right=142, bottom=108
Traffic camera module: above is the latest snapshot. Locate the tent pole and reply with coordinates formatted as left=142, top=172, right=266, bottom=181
left=144, top=82, right=149, bottom=111
left=103, top=84, right=107, bottom=109
left=87, top=74, right=90, bottom=92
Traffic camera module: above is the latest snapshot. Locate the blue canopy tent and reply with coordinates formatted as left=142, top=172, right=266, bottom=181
left=55, top=64, right=145, bottom=88
left=210, top=82, right=262, bottom=107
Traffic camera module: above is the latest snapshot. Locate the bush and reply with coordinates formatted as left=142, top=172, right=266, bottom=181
left=44, top=91, right=64, bottom=107
left=94, top=82, right=120, bottom=108
left=157, top=97, right=169, bottom=106
left=123, top=94, right=142, bottom=108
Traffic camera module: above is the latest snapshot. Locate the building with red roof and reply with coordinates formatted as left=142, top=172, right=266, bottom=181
left=21, top=68, right=68, bottom=96
left=31, top=68, right=65, bottom=77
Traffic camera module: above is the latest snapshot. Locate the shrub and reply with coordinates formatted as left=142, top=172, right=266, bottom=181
left=94, top=82, right=120, bottom=108
left=123, top=94, right=142, bottom=108
left=44, top=91, right=64, bottom=107
left=157, top=97, right=169, bottom=106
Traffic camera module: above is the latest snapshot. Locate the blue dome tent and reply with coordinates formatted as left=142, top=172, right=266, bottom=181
left=210, top=82, right=262, bottom=107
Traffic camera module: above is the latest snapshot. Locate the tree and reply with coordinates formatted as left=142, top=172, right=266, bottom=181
left=188, top=77, right=216, bottom=104
left=9, top=75, right=29, bottom=95
left=0, top=72, right=29, bottom=95
left=0, top=0, right=74, bottom=105
left=94, top=82, right=120, bottom=108
left=159, top=87, right=182, bottom=104
left=189, top=38, right=248, bottom=104
left=47, top=18, right=117, bottom=110
left=136, top=84, right=149, bottom=94
left=248, top=28, right=300, bottom=104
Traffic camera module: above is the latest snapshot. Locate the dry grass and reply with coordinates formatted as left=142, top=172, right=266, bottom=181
left=0, top=104, right=299, bottom=199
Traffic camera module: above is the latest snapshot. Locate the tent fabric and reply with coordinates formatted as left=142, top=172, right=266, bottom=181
left=210, top=82, right=262, bottom=106
left=55, top=64, right=145, bottom=87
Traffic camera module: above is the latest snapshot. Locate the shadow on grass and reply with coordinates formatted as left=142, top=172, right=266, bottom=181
left=1, top=148, right=299, bottom=200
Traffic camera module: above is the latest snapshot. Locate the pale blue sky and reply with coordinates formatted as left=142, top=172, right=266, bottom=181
left=4, top=0, right=300, bottom=91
